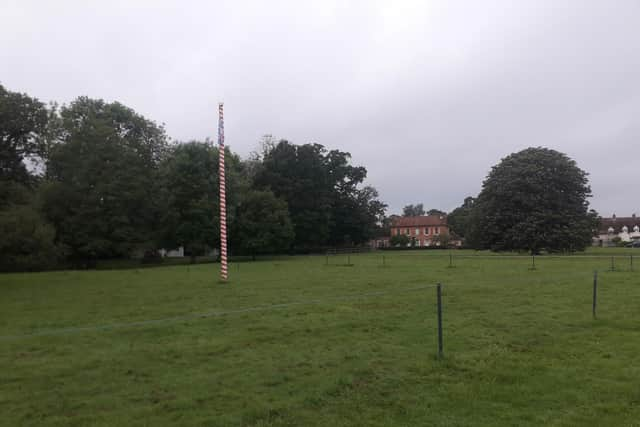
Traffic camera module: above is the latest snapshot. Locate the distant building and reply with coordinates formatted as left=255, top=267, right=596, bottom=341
left=159, top=247, right=185, bottom=258
left=594, top=214, right=640, bottom=246
left=390, top=215, right=459, bottom=247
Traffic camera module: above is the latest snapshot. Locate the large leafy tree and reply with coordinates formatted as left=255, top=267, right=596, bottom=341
left=467, top=147, right=597, bottom=253
left=254, top=140, right=385, bottom=249
left=447, top=196, right=475, bottom=238
left=0, top=84, right=49, bottom=185
left=403, top=203, right=425, bottom=217
left=158, top=142, right=247, bottom=261
left=0, top=180, right=60, bottom=271
left=236, top=190, right=294, bottom=258
left=158, top=142, right=218, bottom=261
left=256, top=141, right=334, bottom=249
left=331, top=185, right=386, bottom=245
left=43, top=97, right=168, bottom=265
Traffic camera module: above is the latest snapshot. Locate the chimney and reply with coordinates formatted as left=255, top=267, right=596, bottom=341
left=612, top=214, right=616, bottom=221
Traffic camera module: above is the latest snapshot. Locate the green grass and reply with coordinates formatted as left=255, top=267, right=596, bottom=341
left=1, top=250, right=640, bottom=426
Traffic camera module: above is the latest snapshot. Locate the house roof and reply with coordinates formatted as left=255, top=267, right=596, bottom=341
left=599, top=216, right=639, bottom=232
left=392, top=215, right=447, bottom=227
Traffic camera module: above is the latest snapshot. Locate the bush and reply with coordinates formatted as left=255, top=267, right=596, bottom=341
left=0, top=204, right=61, bottom=271
left=390, top=234, right=410, bottom=247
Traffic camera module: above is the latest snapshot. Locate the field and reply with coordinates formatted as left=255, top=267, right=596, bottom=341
left=1, top=249, right=640, bottom=426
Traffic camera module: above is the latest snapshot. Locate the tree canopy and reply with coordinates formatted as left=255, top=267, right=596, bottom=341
left=236, top=190, right=294, bottom=258
left=0, top=84, right=387, bottom=270
left=447, top=197, right=475, bottom=238
left=402, top=203, right=425, bottom=217
left=43, top=97, right=168, bottom=265
left=0, top=84, right=49, bottom=185
left=254, top=140, right=385, bottom=251
left=427, top=209, right=446, bottom=216
left=467, top=147, right=597, bottom=253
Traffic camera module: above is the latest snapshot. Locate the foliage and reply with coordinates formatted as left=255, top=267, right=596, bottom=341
left=0, top=182, right=60, bottom=271
left=43, top=97, right=168, bottom=265
left=236, top=190, right=294, bottom=257
left=430, top=232, right=451, bottom=247
left=0, top=84, right=386, bottom=271
left=157, top=142, right=219, bottom=261
left=0, top=84, right=49, bottom=184
left=447, top=196, right=475, bottom=238
left=467, top=147, right=597, bottom=253
left=390, top=233, right=410, bottom=247
left=379, top=214, right=400, bottom=237
left=402, top=203, right=425, bottom=217
left=254, top=140, right=385, bottom=250
left=427, top=209, right=446, bottom=216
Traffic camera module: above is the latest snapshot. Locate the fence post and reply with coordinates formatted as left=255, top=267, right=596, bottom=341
left=631, top=255, right=633, bottom=272
left=448, top=253, right=453, bottom=268
left=610, top=256, right=615, bottom=272
left=592, top=270, right=598, bottom=319
left=347, top=254, right=350, bottom=265
left=437, top=283, right=443, bottom=358
left=383, top=255, right=386, bottom=267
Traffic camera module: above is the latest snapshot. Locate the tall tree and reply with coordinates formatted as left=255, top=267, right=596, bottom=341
left=427, top=209, right=446, bottom=216
left=254, top=140, right=385, bottom=249
left=0, top=84, right=49, bottom=185
left=0, top=181, right=60, bottom=271
left=236, top=190, right=294, bottom=258
left=467, top=147, right=597, bottom=253
left=158, top=141, right=248, bottom=261
left=447, top=197, right=475, bottom=238
left=43, top=97, right=168, bottom=265
left=403, top=203, right=425, bottom=216
left=158, top=142, right=218, bottom=261
left=253, top=141, right=327, bottom=249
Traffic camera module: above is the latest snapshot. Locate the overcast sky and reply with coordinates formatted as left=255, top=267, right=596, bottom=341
left=2, top=0, right=639, bottom=216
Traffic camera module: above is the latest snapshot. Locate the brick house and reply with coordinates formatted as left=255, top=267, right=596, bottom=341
left=390, top=215, right=452, bottom=247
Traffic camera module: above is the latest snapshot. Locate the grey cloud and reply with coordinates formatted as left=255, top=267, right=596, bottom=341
left=1, top=0, right=638, bottom=215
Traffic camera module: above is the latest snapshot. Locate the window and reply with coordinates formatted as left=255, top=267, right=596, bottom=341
left=424, top=228, right=429, bottom=235
left=405, top=228, right=410, bottom=235
left=435, top=227, right=440, bottom=235
left=415, top=228, right=420, bottom=235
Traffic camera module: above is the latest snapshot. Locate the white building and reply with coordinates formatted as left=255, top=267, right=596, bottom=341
left=595, top=214, right=640, bottom=246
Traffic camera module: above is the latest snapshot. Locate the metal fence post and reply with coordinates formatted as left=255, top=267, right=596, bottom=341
left=437, top=283, right=443, bottom=358
left=592, top=270, right=598, bottom=319
left=610, top=256, right=615, bottom=272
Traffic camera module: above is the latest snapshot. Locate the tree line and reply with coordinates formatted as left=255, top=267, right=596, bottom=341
left=0, top=84, right=386, bottom=271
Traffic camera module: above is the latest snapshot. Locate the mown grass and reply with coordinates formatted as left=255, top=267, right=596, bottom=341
left=1, top=250, right=640, bottom=426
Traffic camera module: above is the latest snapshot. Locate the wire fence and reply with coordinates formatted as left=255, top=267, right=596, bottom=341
left=322, top=251, right=637, bottom=272
left=3, top=252, right=638, bottom=361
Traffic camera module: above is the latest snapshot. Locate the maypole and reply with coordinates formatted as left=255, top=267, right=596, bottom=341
left=218, top=102, right=228, bottom=282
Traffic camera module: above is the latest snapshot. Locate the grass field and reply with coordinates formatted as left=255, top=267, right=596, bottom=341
left=1, top=250, right=640, bottom=426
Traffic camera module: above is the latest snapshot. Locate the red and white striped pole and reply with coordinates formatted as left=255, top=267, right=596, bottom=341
left=218, top=102, right=228, bottom=282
